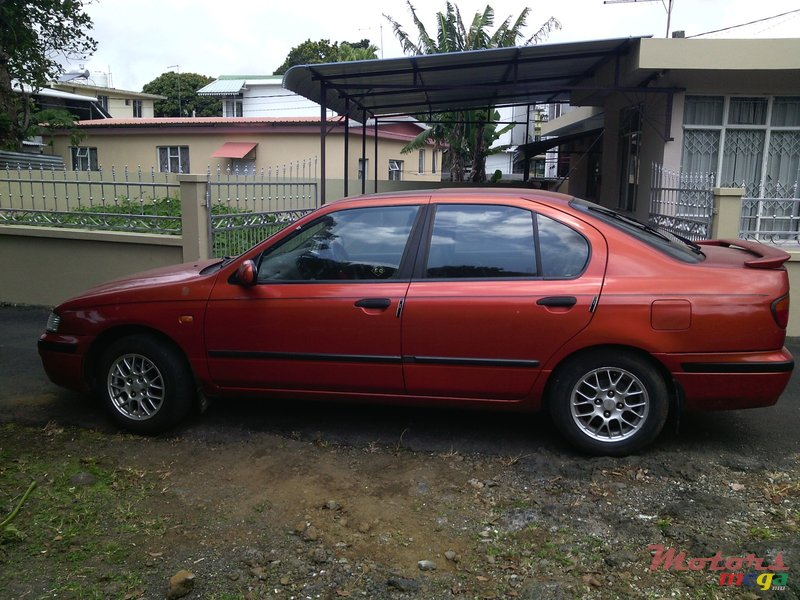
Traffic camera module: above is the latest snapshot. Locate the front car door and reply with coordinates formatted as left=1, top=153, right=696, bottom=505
left=204, top=200, right=426, bottom=394
left=402, top=198, right=607, bottom=401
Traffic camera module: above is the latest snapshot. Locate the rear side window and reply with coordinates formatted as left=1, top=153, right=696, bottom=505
left=538, top=214, right=590, bottom=277
left=424, top=204, right=589, bottom=279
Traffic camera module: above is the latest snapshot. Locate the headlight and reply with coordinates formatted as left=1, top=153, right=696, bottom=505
left=46, top=311, right=61, bottom=333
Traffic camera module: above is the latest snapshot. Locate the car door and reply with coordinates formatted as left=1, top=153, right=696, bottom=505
left=204, top=201, right=425, bottom=394
left=402, top=199, right=607, bottom=401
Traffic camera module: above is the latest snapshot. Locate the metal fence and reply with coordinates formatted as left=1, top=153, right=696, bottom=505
left=648, top=164, right=715, bottom=241
left=740, top=183, right=800, bottom=245
left=0, top=165, right=181, bottom=234
left=207, top=160, right=319, bottom=258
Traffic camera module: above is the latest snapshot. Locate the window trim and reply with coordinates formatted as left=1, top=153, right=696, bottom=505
left=415, top=203, right=590, bottom=281
left=251, top=204, right=427, bottom=284
left=157, top=145, right=190, bottom=174
left=682, top=94, right=800, bottom=197
left=70, top=146, right=98, bottom=171
left=389, top=159, right=403, bottom=181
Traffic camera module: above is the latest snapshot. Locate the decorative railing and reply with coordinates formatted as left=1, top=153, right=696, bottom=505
left=649, top=164, right=715, bottom=241
left=207, top=160, right=319, bottom=258
left=740, top=184, right=800, bottom=245
left=0, top=165, right=181, bottom=234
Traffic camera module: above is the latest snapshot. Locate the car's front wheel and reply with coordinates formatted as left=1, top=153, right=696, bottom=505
left=99, top=334, right=195, bottom=434
left=549, top=350, right=669, bottom=455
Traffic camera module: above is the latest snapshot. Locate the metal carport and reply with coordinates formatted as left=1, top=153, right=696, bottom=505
left=283, top=36, right=677, bottom=203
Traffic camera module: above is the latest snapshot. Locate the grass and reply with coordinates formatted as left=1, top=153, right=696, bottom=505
left=0, top=424, right=165, bottom=598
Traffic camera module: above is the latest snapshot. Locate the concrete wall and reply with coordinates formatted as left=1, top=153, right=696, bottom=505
left=0, top=226, right=183, bottom=305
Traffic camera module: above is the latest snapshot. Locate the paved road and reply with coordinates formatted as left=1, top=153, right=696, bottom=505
left=2, top=305, right=798, bottom=459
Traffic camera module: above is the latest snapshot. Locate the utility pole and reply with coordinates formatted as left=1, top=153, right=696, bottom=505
left=604, top=0, right=675, bottom=37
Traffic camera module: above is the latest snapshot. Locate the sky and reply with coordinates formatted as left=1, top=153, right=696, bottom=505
left=64, top=0, right=800, bottom=92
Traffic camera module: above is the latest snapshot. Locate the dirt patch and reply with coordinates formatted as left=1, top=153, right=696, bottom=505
left=1, top=422, right=798, bottom=599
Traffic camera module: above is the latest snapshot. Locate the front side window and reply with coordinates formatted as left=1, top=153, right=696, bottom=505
left=257, top=205, right=420, bottom=282
left=70, top=146, right=98, bottom=171
left=157, top=146, right=190, bottom=173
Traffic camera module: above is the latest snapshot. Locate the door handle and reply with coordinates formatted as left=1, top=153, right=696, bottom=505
left=355, top=298, right=391, bottom=310
left=537, top=296, right=577, bottom=308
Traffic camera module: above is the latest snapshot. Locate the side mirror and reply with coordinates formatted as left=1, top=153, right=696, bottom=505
left=236, top=260, right=257, bottom=286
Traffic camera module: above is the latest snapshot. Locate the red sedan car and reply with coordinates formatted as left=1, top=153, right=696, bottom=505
left=38, top=189, right=793, bottom=455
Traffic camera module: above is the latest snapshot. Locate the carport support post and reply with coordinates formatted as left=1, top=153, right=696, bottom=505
left=374, top=117, right=379, bottom=193
left=344, top=98, right=350, bottom=198
left=178, top=174, right=211, bottom=261
left=320, top=82, right=327, bottom=205
left=361, top=109, right=367, bottom=195
left=711, top=187, right=745, bottom=239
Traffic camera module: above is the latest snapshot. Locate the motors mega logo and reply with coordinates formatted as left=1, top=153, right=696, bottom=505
left=648, top=544, right=789, bottom=591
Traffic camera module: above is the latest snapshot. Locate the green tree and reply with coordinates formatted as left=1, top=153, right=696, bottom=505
left=384, top=1, right=560, bottom=181
left=28, top=108, right=86, bottom=149
left=142, top=71, right=221, bottom=117
left=0, top=0, right=97, bottom=150
left=273, top=38, right=378, bottom=75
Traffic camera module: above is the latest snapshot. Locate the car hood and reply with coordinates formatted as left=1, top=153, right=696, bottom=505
left=57, top=259, right=222, bottom=309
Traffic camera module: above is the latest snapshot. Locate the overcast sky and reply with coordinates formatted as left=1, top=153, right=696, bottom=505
left=65, top=0, right=800, bottom=92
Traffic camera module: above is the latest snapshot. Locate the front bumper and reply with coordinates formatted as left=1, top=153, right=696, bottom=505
left=38, top=333, right=90, bottom=393
left=656, top=347, right=794, bottom=410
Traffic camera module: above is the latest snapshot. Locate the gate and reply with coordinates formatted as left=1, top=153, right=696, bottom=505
left=207, top=162, right=318, bottom=258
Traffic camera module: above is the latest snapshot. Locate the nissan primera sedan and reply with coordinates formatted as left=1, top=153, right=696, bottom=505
left=39, top=189, right=794, bottom=455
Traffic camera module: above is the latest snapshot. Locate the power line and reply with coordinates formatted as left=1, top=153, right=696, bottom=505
left=687, top=8, right=800, bottom=38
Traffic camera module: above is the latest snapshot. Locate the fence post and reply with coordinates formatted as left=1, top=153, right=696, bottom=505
left=178, top=174, right=211, bottom=261
left=711, top=187, right=745, bottom=240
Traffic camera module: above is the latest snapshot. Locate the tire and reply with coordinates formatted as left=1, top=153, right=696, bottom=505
left=99, top=334, right=195, bottom=435
left=548, top=350, right=669, bottom=456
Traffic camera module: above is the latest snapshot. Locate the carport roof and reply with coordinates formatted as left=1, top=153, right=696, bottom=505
left=283, top=37, right=644, bottom=118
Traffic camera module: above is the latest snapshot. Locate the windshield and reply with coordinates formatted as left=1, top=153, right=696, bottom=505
left=570, top=198, right=705, bottom=263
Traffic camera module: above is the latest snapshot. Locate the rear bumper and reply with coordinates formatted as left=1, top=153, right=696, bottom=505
left=38, top=334, right=90, bottom=393
left=656, top=347, right=794, bottom=410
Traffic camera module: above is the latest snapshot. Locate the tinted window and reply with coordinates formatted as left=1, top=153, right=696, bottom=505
left=426, top=205, right=537, bottom=278
left=570, top=198, right=704, bottom=263
left=257, top=205, right=419, bottom=281
left=538, top=214, right=590, bottom=277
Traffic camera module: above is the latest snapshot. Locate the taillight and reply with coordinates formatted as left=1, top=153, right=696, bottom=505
left=771, top=294, right=790, bottom=329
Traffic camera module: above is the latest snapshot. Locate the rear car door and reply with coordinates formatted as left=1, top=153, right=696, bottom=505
left=205, top=200, right=425, bottom=393
left=402, top=199, right=607, bottom=400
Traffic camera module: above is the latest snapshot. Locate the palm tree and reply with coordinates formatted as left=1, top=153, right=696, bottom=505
left=384, top=2, right=560, bottom=182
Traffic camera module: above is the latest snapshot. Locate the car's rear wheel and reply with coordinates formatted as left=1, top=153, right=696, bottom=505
left=99, top=334, right=194, bottom=434
left=549, top=350, right=669, bottom=455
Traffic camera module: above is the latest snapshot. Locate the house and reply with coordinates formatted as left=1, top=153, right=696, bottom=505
left=541, top=37, right=800, bottom=222
left=52, top=80, right=164, bottom=119
left=197, top=75, right=441, bottom=183
left=48, top=116, right=441, bottom=184
left=197, top=75, right=331, bottom=118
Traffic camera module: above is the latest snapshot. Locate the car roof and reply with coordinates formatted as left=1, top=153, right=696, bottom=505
left=328, top=187, right=576, bottom=208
